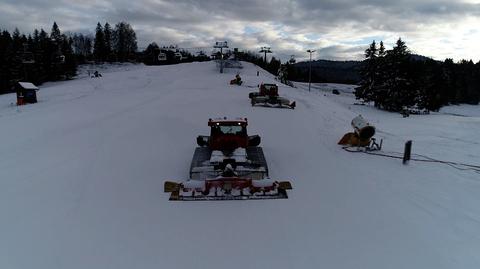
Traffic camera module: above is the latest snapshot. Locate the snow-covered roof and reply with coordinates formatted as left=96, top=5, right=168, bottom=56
left=18, top=82, right=39, bottom=90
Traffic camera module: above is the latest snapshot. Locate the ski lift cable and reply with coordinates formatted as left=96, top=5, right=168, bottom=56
left=160, top=46, right=214, bottom=50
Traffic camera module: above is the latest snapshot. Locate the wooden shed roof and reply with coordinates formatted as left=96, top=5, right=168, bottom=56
left=18, top=82, right=39, bottom=90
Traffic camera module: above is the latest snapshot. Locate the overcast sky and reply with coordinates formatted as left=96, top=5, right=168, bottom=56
left=1, top=0, right=479, bottom=62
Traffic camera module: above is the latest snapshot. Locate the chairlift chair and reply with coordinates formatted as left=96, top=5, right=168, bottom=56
left=174, top=52, right=182, bottom=61
left=158, top=52, right=167, bottom=61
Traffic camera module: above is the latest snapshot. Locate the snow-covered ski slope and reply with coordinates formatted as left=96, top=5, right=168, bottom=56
left=1, top=61, right=479, bottom=269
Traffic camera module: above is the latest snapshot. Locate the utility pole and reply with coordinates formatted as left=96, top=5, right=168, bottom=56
left=214, top=41, right=228, bottom=73
left=259, top=46, right=272, bottom=63
left=306, top=49, right=316, bottom=92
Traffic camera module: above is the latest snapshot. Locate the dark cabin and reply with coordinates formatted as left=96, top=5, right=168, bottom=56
left=16, top=82, right=39, bottom=105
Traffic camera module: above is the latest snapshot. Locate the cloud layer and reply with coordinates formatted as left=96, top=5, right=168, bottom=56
left=1, top=0, right=479, bottom=61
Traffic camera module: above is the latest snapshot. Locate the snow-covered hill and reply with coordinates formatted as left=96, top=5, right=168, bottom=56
left=1, top=61, right=479, bottom=269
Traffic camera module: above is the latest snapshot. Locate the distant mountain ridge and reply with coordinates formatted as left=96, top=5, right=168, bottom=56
left=292, top=54, right=434, bottom=84
left=293, top=60, right=362, bottom=84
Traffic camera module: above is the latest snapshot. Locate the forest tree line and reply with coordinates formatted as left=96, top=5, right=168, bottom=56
left=354, top=39, right=480, bottom=112
left=0, top=21, right=138, bottom=94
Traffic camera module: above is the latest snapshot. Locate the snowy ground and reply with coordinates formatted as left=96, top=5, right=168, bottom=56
left=1, top=61, right=479, bottom=269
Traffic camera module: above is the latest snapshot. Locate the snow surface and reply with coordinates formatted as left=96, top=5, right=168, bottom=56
left=1, top=61, right=480, bottom=269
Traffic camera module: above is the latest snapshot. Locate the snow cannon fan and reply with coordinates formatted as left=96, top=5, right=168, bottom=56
left=351, top=115, right=375, bottom=141
left=338, top=115, right=381, bottom=150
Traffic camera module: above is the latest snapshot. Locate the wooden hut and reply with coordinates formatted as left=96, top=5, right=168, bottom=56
left=16, top=82, right=39, bottom=105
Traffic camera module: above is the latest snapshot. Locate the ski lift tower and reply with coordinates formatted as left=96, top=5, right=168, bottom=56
left=260, top=47, right=272, bottom=63
left=213, top=41, right=228, bottom=73
left=306, top=49, right=316, bottom=92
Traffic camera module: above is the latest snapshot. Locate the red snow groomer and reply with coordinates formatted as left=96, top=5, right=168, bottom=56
left=164, top=117, right=292, bottom=201
left=249, top=83, right=296, bottom=109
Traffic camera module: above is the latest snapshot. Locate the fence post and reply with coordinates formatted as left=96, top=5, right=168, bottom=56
left=403, top=140, right=412, bottom=165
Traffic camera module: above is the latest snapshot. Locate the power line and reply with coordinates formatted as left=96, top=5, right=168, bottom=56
left=342, top=146, right=480, bottom=174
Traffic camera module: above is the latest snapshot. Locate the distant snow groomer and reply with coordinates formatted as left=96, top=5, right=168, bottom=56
left=164, top=117, right=292, bottom=201
left=230, top=74, right=242, bottom=85
left=249, top=83, right=296, bottom=109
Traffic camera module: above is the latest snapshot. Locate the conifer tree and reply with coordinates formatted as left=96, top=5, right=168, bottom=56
left=374, top=40, right=387, bottom=107
left=50, top=22, right=62, bottom=42
left=93, top=22, right=105, bottom=62
left=113, top=22, right=137, bottom=62
left=104, top=22, right=113, bottom=61
left=355, top=40, right=378, bottom=102
left=60, top=35, right=76, bottom=78
left=0, top=30, right=13, bottom=93
left=379, top=38, right=414, bottom=111
left=378, top=41, right=385, bottom=57
left=143, top=42, right=160, bottom=65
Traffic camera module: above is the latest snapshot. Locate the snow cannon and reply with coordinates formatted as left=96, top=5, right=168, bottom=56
left=338, top=115, right=381, bottom=150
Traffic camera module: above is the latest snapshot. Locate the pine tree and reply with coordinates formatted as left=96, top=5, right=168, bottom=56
left=72, top=33, right=92, bottom=62
left=417, top=59, right=446, bottom=111
left=9, top=28, right=24, bottom=82
left=39, top=29, right=48, bottom=43
left=113, top=22, right=137, bottom=62
left=61, top=35, right=76, bottom=78
left=35, top=29, right=50, bottom=83
left=93, top=22, right=105, bottom=62
left=378, top=41, right=385, bottom=57
left=11, top=28, right=22, bottom=49
left=355, top=40, right=378, bottom=102
left=143, top=42, right=160, bottom=65
left=374, top=41, right=388, bottom=108
left=84, top=35, right=93, bottom=60
left=104, top=22, right=113, bottom=62
left=355, top=39, right=421, bottom=112
left=267, top=57, right=281, bottom=74
left=50, top=22, right=62, bottom=42
left=380, top=38, right=414, bottom=111
left=0, top=30, right=13, bottom=93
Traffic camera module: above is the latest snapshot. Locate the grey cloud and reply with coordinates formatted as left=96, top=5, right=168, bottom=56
left=317, top=45, right=365, bottom=61
left=1, top=0, right=479, bottom=61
